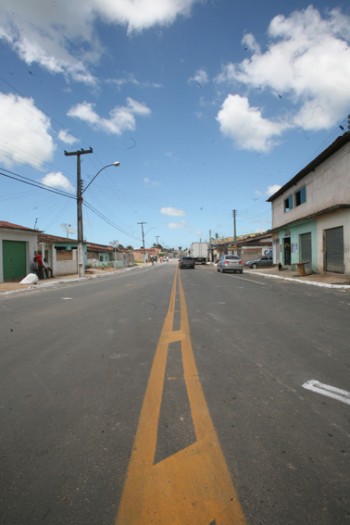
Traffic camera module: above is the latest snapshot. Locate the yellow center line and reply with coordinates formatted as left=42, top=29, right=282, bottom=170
left=116, top=269, right=247, bottom=525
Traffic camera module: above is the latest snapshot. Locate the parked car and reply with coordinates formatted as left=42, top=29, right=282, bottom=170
left=179, top=256, right=195, bottom=269
left=245, top=256, right=273, bottom=269
left=217, top=254, right=244, bottom=274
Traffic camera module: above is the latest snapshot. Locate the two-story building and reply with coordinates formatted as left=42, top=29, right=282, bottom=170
left=268, top=132, right=350, bottom=275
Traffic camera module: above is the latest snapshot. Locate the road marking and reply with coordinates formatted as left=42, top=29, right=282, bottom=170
left=227, top=274, right=266, bottom=286
left=116, top=269, right=247, bottom=525
left=302, top=380, right=350, bottom=406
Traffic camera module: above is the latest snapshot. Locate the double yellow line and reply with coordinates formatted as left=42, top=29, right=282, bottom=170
left=116, top=269, right=247, bottom=524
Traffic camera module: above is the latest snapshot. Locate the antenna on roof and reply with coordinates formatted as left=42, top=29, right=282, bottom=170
left=34, top=218, right=38, bottom=229
left=60, top=223, right=76, bottom=238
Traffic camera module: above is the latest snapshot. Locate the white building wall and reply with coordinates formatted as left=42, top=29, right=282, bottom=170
left=0, top=228, right=38, bottom=281
left=272, top=142, right=350, bottom=229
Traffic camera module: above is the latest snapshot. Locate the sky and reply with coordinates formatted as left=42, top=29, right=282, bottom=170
left=1, top=0, right=350, bottom=250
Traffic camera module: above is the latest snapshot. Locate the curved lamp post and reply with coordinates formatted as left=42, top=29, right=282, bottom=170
left=77, top=161, right=120, bottom=277
left=65, top=149, right=120, bottom=278
left=82, top=161, right=120, bottom=194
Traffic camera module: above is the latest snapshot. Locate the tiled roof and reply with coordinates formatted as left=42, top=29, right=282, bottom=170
left=38, top=232, right=77, bottom=243
left=87, top=242, right=113, bottom=252
left=0, top=221, right=39, bottom=233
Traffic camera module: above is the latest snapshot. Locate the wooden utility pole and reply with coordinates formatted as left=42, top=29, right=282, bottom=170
left=138, top=222, right=147, bottom=249
left=64, top=148, right=93, bottom=277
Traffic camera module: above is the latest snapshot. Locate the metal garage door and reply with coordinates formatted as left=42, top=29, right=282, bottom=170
left=324, top=226, right=344, bottom=273
left=2, top=240, right=27, bottom=281
left=300, top=232, right=312, bottom=263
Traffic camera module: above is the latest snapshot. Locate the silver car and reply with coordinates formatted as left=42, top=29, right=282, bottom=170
left=217, top=254, right=244, bottom=274
left=245, top=256, right=273, bottom=269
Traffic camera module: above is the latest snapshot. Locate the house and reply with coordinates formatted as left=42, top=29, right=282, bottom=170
left=133, top=247, right=161, bottom=263
left=37, top=233, right=83, bottom=276
left=0, top=221, right=39, bottom=282
left=211, top=231, right=272, bottom=262
left=267, top=132, right=350, bottom=275
left=87, top=242, right=113, bottom=267
left=86, top=242, right=133, bottom=268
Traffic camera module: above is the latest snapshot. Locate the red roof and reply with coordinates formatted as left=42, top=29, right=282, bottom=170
left=38, top=232, right=77, bottom=243
left=0, top=221, right=39, bottom=233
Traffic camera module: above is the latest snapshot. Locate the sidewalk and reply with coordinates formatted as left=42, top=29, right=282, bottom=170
left=0, top=266, right=139, bottom=295
left=245, top=266, right=350, bottom=288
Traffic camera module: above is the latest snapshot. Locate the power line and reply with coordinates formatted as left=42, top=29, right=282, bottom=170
left=0, top=168, right=76, bottom=199
left=84, top=200, right=141, bottom=242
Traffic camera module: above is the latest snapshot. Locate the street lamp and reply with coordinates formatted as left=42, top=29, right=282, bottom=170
left=77, top=161, right=120, bottom=277
left=65, top=148, right=120, bottom=278
left=83, top=161, right=120, bottom=194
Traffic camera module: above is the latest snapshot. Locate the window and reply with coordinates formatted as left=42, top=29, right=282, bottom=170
left=295, top=186, right=306, bottom=206
left=284, top=195, right=293, bottom=212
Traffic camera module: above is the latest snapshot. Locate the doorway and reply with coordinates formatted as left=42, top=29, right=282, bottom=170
left=283, top=237, right=291, bottom=265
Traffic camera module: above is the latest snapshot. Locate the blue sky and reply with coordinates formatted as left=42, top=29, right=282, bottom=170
left=1, top=0, right=350, bottom=249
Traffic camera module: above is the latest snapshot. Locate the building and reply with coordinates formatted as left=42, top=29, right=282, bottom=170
left=212, top=231, right=272, bottom=262
left=268, top=132, right=350, bottom=275
left=0, top=221, right=38, bottom=282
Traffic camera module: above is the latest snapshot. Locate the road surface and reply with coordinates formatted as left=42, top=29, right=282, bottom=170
left=0, top=262, right=349, bottom=524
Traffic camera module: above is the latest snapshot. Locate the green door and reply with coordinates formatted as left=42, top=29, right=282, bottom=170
left=2, top=240, right=27, bottom=281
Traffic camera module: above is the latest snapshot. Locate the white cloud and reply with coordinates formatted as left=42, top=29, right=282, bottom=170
left=41, top=172, right=75, bottom=193
left=188, top=68, right=209, bottom=86
left=217, top=94, right=288, bottom=152
left=161, top=207, right=186, bottom=217
left=216, top=6, right=350, bottom=150
left=97, top=0, right=198, bottom=33
left=67, top=98, right=151, bottom=134
left=0, top=93, right=54, bottom=168
left=266, top=184, right=282, bottom=197
left=168, top=220, right=186, bottom=229
left=58, top=129, right=79, bottom=145
left=144, top=177, right=159, bottom=187
left=0, top=0, right=198, bottom=83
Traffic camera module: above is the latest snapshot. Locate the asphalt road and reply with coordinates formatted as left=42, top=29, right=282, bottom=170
left=0, top=262, right=349, bottom=525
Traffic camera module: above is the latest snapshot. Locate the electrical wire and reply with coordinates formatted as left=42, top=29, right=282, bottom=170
left=0, top=167, right=76, bottom=199
left=83, top=200, right=141, bottom=242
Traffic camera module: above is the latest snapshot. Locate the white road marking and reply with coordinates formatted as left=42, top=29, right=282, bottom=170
left=231, top=275, right=266, bottom=286
left=302, top=380, right=350, bottom=406
left=61, top=297, right=73, bottom=300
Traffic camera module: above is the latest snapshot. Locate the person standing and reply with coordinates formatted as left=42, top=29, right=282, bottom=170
left=43, top=258, right=54, bottom=278
left=34, top=251, right=44, bottom=279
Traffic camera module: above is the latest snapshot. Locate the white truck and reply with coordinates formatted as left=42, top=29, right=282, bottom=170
left=190, top=242, right=209, bottom=264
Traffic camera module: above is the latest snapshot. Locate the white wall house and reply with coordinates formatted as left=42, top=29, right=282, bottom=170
left=268, top=133, right=350, bottom=275
left=0, top=221, right=38, bottom=282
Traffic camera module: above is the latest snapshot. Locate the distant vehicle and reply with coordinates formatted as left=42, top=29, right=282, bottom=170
left=245, top=256, right=273, bottom=269
left=190, top=242, right=209, bottom=264
left=179, top=256, right=195, bottom=269
left=217, top=254, right=244, bottom=274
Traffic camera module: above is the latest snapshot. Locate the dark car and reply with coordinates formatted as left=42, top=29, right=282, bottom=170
left=179, top=256, right=195, bottom=269
left=245, top=256, right=273, bottom=269
left=217, top=254, right=244, bottom=274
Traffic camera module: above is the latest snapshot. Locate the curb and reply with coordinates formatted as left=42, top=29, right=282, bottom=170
left=249, top=270, right=350, bottom=289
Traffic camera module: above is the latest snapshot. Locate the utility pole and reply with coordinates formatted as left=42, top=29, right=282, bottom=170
left=209, top=229, right=212, bottom=262
left=138, top=221, right=147, bottom=249
left=232, top=209, right=237, bottom=240
left=232, top=209, right=237, bottom=254
left=64, top=147, right=93, bottom=277
left=155, top=235, right=160, bottom=247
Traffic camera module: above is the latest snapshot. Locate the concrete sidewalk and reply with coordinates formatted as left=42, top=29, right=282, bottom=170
left=0, top=266, right=142, bottom=295
left=245, top=266, right=350, bottom=288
